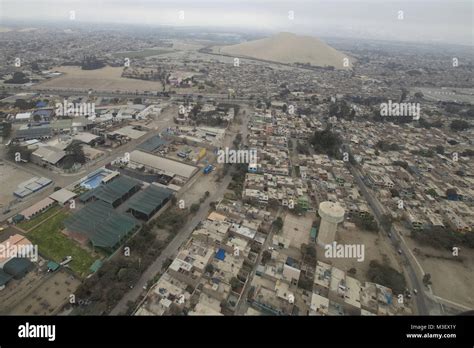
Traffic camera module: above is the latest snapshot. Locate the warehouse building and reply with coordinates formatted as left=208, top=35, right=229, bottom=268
left=137, top=135, right=169, bottom=153
left=3, top=258, right=34, bottom=279
left=14, top=177, right=52, bottom=198
left=64, top=200, right=139, bottom=250
left=19, top=197, right=56, bottom=220
left=13, top=125, right=52, bottom=140
left=31, top=146, right=66, bottom=167
left=130, top=150, right=197, bottom=181
left=79, top=175, right=141, bottom=208
left=126, top=185, right=173, bottom=220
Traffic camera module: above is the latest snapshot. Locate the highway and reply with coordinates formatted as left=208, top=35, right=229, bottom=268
left=348, top=164, right=430, bottom=315
left=2, top=85, right=255, bottom=104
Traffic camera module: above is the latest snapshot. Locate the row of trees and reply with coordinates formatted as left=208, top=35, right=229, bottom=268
left=310, top=126, right=342, bottom=158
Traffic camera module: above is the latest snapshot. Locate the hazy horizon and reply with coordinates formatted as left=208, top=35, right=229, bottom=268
left=0, top=0, right=473, bottom=46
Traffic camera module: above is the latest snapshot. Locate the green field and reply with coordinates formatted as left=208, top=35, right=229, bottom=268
left=113, top=48, right=173, bottom=58
left=17, top=205, right=62, bottom=231
left=28, top=211, right=98, bottom=277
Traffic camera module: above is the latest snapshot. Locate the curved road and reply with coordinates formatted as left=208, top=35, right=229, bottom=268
left=349, top=164, right=430, bottom=315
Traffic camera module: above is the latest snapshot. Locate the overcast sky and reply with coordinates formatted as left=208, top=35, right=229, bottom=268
left=1, top=0, right=473, bottom=45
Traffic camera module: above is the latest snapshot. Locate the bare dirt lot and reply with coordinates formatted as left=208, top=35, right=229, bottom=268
left=0, top=162, right=35, bottom=208
left=35, top=66, right=163, bottom=92
left=404, top=236, right=474, bottom=309
left=317, top=223, right=403, bottom=284
left=282, top=213, right=313, bottom=249
left=7, top=269, right=81, bottom=315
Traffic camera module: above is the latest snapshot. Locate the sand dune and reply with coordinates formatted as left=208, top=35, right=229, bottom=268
left=219, top=32, right=352, bottom=69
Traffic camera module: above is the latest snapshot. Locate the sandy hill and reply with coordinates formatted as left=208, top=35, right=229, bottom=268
left=219, top=32, right=352, bottom=69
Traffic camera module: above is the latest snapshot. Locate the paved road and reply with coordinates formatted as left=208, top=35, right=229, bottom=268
left=110, top=171, right=235, bottom=315
left=110, top=103, right=252, bottom=315
left=3, top=85, right=254, bottom=104
left=349, top=164, right=430, bottom=315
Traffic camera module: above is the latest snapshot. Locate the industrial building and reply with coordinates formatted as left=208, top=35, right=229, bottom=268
left=13, top=125, right=52, bottom=140
left=130, top=150, right=197, bottom=180
left=64, top=200, right=139, bottom=250
left=2, top=258, right=34, bottom=279
left=126, top=185, right=173, bottom=220
left=14, top=177, right=52, bottom=198
left=19, top=197, right=56, bottom=220
left=137, top=135, right=169, bottom=153
left=79, top=175, right=141, bottom=208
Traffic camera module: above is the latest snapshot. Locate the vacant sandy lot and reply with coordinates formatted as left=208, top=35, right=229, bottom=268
left=8, top=269, right=81, bottom=315
left=282, top=213, right=313, bottom=249
left=35, top=66, right=163, bottom=92
left=0, top=162, right=35, bottom=208
left=317, top=224, right=403, bottom=284
left=405, top=236, right=474, bottom=309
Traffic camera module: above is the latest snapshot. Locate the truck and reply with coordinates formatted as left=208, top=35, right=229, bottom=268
left=60, top=256, right=73, bottom=266
left=203, top=165, right=214, bottom=174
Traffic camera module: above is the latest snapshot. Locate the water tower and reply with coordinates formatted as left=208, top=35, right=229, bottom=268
left=317, top=201, right=345, bottom=246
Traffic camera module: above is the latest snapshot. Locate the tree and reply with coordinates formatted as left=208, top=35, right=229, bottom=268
left=435, top=145, right=445, bottom=155
left=65, top=141, right=86, bottom=165
left=450, top=120, right=469, bottom=132
left=31, top=62, right=40, bottom=71
left=190, top=203, right=200, bottom=213
left=261, top=250, right=272, bottom=265
left=310, top=125, right=342, bottom=158
left=296, top=141, right=310, bottom=155
left=414, top=92, right=424, bottom=100
left=205, top=264, right=214, bottom=274
left=367, top=260, right=406, bottom=294
left=390, top=188, right=400, bottom=197
left=380, top=214, right=393, bottom=231
left=422, top=273, right=432, bottom=286
left=272, top=217, right=284, bottom=232
left=301, top=244, right=317, bottom=262
left=6, top=72, right=29, bottom=84
left=353, top=215, right=378, bottom=232
left=230, top=277, right=240, bottom=290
